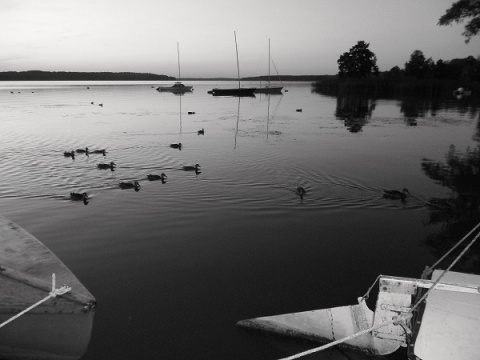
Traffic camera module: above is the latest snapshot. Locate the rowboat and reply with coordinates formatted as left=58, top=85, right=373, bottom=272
left=238, top=223, right=480, bottom=360
left=0, top=216, right=96, bottom=360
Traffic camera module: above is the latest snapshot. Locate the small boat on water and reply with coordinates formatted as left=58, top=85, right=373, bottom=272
left=157, top=81, right=193, bottom=93
left=156, top=42, right=193, bottom=93
left=0, top=216, right=95, bottom=360
left=238, top=222, right=480, bottom=360
left=254, top=39, right=283, bottom=94
left=209, top=32, right=256, bottom=97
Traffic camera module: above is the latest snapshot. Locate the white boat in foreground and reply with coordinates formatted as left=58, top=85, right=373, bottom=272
left=238, top=224, right=480, bottom=360
left=0, top=216, right=96, bottom=360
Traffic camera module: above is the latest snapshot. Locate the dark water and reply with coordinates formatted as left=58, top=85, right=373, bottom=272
left=1, top=81, right=479, bottom=359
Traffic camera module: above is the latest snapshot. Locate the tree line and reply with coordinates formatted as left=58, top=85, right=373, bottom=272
left=0, top=71, right=174, bottom=81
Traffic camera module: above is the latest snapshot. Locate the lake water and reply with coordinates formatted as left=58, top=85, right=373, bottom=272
left=1, top=81, right=479, bottom=360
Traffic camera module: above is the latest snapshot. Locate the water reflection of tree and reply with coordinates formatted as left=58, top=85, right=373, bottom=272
left=335, top=97, right=376, bottom=133
left=421, top=145, right=480, bottom=273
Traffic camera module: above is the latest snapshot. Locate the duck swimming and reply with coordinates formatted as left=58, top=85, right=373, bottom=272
left=119, top=181, right=140, bottom=190
left=64, top=150, right=75, bottom=158
left=147, top=173, right=167, bottom=182
left=76, top=147, right=89, bottom=155
left=92, top=149, right=107, bottom=155
left=70, top=192, right=89, bottom=201
left=183, top=164, right=200, bottom=171
left=97, top=162, right=116, bottom=170
left=383, top=188, right=410, bottom=200
left=170, top=143, right=182, bottom=149
left=197, top=128, right=204, bottom=135
left=296, top=186, right=306, bottom=199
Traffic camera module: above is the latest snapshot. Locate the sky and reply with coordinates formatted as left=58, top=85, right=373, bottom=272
left=1, top=0, right=479, bottom=78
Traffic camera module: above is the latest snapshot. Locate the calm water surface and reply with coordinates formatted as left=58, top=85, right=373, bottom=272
left=1, top=81, right=479, bottom=359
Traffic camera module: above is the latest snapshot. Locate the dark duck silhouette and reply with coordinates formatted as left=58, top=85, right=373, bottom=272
left=119, top=181, right=140, bottom=191
left=76, top=147, right=89, bottom=155
left=383, top=188, right=410, bottom=200
left=147, top=173, right=167, bottom=182
left=70, top=192, right=89, bottom=205
left=197, top=128, right=204, bottom=135
left=97, top=161, right=116, bottom=170
left=183, top=164, right=200, bottom=171
left=170, top=143, right=182, bottom=150
left=64, top=150, right=75, bottom=158
left=296, top=186, right=306, bottom=200
left=92, top=149, right=107, bottom=155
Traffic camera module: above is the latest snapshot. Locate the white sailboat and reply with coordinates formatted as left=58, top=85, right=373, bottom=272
left=157, top=42, right=193, bottom=93
left=255, top=39, right=283, bottom=94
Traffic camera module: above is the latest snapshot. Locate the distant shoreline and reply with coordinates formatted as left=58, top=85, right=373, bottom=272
left=0, top=71, right=324, bottom=82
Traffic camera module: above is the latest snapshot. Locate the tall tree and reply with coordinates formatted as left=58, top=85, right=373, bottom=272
left=438, top=0, right=480, bottom=43
left=405, top=50, right=434, bottom=79
left=337, top=41, right=379, bottom=78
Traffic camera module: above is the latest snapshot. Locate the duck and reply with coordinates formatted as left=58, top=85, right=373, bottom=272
left=170, top=143, right=182, bottom=149
left=64, top=150, right=75, bottom=158
left=296, top=186, right=306, bottom=199
left=76, top=147, right=89, bottom=155
left=97, top=161, right=116, bottom=170
left=92, top=149, right=107, bottom=155
left=147, top=173, right=167, bottom=182
left=70, top=192, right=89, bottom=201
left=188, top=111, right=195, bottom=115
left=197, top=128, right=204, bottom=135
left=383, top=188, right=410, bottom=200
left=119, top=181, right=140, bottom=190
left=183, top=164, right=200, bottom=171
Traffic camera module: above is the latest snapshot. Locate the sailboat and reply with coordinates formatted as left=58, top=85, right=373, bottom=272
left=156, top=42, right=193, bottom=93
left=255, top=39, right=283, bottom=94
left=208, top=32, right=256, bottom=97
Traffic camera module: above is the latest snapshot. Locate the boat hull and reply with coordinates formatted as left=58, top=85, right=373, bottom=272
left=254, top=86, right=283, bottom=94
left=0, top=216, right=96, bottom=360
left=156, top=82, right=193, bottom=93
left=208, top=88, right=256, bottom=97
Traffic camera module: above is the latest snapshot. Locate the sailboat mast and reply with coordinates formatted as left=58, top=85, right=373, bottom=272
left=234, top=31, right=241, bottom=89
left=177, top=42, right=181, bottom=80
left=268, top=38, right=271, bottom=88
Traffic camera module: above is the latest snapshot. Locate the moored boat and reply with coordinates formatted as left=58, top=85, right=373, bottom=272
left=237, top=222, right=480, bottom=360
left=0, top=216, right=96, bottom=360
left=156, top=81, right=193, bottom=93
left=156, top=42, right=193, bottom=93
left=208, top=87, right=256, bottom=97
left=254, top=39, right=283, bottom=94
left=209, top=31, right=255, bottom=97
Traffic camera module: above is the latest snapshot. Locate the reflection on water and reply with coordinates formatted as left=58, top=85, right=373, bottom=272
left=335, top=96, right=376, bottom=132
left=1, top=81, right=479, bottom=360
left=422, top=144, right=480, bottom=272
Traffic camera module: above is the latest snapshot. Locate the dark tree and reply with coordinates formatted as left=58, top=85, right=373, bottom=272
left=438, top=0, right=480, bottom=43
left=404, top=50, right=434, bottom=79
left=337, top=41, right=379, bottom=78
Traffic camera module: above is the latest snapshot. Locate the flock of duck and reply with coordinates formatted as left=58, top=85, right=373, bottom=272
left=65, top=143, right=410, bottom=206
left=65, top=143, right=204, bottom=205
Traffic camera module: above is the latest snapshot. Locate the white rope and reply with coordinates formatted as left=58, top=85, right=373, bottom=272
left=279, top=221, right=480, bottom=360
left=278, top=313, right=412, bottom=360
left=0, top=273, right=71, bottom=329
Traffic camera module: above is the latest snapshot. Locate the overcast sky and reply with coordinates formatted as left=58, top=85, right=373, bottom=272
left=1, top=0, right=479, bottom=78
